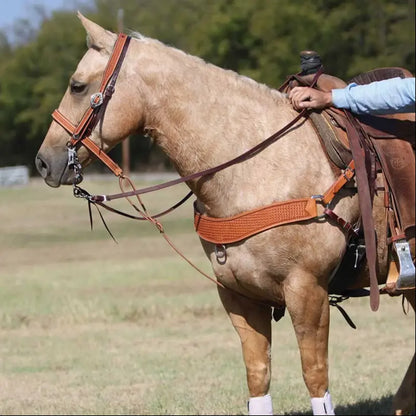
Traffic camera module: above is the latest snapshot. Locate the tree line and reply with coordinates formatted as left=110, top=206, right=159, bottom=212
left=0, top=0, right=414, bottom=173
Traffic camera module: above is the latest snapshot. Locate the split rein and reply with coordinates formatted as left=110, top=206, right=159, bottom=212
left=51, top=33, right=329, bottom=289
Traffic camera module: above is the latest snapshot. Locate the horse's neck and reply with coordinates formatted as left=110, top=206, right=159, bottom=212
left=131, top=39, right=331, bottom=215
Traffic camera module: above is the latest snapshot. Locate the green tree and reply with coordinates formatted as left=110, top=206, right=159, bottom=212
left=0, top=11, right=86, bottom=168
left=314, top=0, right=415, bottom=79
left=0, top=0, right=414, bottom=170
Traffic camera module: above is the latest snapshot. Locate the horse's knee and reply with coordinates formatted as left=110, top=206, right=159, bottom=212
left=246, top=361, right=271, bottom=396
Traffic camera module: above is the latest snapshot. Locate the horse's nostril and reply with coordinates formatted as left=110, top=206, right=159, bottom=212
left=35, top=154, right=50, bottom=178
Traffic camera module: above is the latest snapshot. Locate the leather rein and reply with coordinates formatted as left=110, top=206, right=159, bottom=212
left=50, top=33, right=359, bottom=294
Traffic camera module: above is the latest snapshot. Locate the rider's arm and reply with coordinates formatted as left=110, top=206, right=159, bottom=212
left=332, top=77, right=415, bottom=115
left=289, top=77, right=415, bottom=115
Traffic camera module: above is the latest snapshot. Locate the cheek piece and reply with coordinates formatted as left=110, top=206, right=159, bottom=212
left=52, top=33, right=131, bottom=182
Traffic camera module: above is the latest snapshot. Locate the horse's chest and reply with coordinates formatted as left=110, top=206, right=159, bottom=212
left=204, top=238, right=287, bottom=301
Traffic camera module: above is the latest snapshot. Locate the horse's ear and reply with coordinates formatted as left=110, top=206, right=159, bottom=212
left=77, top=11, right=115, bottom=53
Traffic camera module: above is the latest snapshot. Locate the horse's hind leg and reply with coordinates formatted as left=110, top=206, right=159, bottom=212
left=284, top=269, right=335, bottom=415
left=392, top=290, right=415, bottom=415
left=217, top=287, right=273, bottom=415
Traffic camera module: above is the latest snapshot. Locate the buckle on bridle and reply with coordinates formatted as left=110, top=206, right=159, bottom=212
left=90, top=92, right=103, bottom=108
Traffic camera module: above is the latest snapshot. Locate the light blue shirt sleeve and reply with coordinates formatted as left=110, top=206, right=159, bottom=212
left=332, top=77, right=415, bottom=115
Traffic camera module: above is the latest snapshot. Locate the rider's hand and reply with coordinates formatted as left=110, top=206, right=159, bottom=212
left=288, top=87, right=333, bottom=111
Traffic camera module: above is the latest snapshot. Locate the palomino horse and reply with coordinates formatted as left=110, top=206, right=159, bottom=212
left=35, top=13, right=414, bottom=415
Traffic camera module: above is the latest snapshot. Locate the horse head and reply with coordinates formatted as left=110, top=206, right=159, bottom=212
left=35, top=13, right=142, bottom=187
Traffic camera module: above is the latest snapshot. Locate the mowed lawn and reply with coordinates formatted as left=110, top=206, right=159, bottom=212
left=0, top=176, right=414, bottom=415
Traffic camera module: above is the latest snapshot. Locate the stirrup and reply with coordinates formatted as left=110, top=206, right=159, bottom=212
left=394, top=239, right=415, bottom=289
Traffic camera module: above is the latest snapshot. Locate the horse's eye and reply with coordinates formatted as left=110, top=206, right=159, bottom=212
left=70, top=81, right=87, bottom=95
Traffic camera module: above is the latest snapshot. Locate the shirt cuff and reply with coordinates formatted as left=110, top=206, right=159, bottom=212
left=331, top=88, right=349, bottom=109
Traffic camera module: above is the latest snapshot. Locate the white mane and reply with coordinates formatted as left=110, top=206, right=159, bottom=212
left=129, top=31, right=287, bottom=104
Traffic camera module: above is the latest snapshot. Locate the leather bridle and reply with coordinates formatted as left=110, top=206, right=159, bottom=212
left=51, top=33, right=131, bottom=182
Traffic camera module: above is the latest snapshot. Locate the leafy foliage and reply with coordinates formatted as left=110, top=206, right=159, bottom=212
left=0, top=12, right=86, bottom=167
left=0, top=0, right=414, bottom=170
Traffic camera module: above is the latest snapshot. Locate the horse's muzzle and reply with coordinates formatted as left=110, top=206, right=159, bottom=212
left=35, top=151, right=77, bottom=187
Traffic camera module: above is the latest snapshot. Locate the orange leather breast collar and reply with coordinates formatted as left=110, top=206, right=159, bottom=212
left=194, top=160, right=356, bottom=244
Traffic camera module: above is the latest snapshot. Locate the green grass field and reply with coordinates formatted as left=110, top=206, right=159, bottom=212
left=0, top=176, right=414, bottom=415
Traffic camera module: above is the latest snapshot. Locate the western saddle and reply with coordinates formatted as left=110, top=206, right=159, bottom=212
left=281, top=51, right=415, bottom=295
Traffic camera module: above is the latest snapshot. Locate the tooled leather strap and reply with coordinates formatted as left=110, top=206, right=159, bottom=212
left=194, top=198, right=318, bottom=244
left=193, top=160, right=357, bottom=245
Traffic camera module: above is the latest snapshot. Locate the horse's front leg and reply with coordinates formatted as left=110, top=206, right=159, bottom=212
left=218, top=286, right=273, bottom=415
left=284, top=269, right=335, bottom=415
